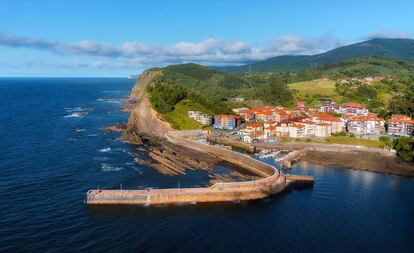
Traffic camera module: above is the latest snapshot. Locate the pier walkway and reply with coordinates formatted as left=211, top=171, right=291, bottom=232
left=87, top=131, right=312, bottom=205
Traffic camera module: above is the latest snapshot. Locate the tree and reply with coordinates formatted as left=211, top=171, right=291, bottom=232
left=388, top=83, right=414, bottom=118
left=393, top=137, right=414, bottom=162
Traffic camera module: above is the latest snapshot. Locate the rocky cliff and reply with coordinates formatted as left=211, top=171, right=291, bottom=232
left=122, top=69, right=172, bottom=144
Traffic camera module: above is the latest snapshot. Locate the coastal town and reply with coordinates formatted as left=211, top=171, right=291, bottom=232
left=188, top=99, right=414, bottom=144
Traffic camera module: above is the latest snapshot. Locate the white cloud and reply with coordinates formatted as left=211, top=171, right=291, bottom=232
left=3, top=30, right=410, bottom=70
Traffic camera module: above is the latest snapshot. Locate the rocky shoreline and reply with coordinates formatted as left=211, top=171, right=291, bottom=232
left=296, top=150, right=414, bottom=177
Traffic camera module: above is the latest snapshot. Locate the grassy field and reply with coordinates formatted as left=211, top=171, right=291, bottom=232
left=288, top=79, right=337, bottom=98
left=325, top=136, right=383, bottom=148
left=163, top=99, right=212, bottom=130
left=282, top=136, right=385, bottom=149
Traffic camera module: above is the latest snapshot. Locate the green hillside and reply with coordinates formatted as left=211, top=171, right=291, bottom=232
left=217, top=38, right=414, bottom=72
left=145, top=56, right=414, bottom=129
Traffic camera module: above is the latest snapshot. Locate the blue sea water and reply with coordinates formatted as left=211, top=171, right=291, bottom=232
left=0, top=78, right=413, bottom=253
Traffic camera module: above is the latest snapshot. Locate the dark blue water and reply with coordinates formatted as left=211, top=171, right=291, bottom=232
left=1, top=78, right=413, bottom=252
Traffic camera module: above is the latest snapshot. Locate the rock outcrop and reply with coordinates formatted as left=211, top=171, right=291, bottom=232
left=123, top=69, right=172, bottom=142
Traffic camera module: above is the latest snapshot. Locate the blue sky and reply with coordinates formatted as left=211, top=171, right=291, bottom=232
left=1, top=0, right=413, bottom=77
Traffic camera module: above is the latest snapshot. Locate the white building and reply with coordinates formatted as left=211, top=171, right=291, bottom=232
left=188, top=110, right=213, bottom=125
left=315, top=124, right=332, bottom=138
left=289, top=124, right=306, bottom=138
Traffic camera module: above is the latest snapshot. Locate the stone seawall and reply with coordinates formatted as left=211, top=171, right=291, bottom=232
left=87, top=131, right=287, bottom=205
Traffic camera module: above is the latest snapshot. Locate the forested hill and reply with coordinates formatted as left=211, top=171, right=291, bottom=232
left=144, top=63, right=293, bottom=129
left=216, top=38, right=414, bottom=72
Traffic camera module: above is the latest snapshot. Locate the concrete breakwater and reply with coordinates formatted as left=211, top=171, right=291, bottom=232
left=87, top=131, right=291, bottom=205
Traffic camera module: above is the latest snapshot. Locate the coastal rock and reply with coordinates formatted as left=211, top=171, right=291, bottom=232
left=103, top=123, right=127, bottom=133
left=125, top=69, right=172, bottom=139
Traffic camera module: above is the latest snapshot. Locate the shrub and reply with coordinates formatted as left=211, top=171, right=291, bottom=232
left=379, top=135, right=392, bottom=147
left=393, top=137, right=414, bottom=162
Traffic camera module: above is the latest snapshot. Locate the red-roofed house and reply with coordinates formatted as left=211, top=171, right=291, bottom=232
left=247, top=123, right=263, bottom=132
left=346, top=114, right=382, bottom=136
left=243, top=132, right=265, bottom=143
left=388, top=115, right=414, bottom=136
left=341, top=102, right=369, bottom=115
left=320, top=103, right=342, bottom=114
left=315, top=113, right=345, bottom=133
left=274, top=109, right=290, bottom=123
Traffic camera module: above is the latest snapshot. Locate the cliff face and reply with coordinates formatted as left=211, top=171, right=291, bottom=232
left=123, top=69, right=172, bottom=143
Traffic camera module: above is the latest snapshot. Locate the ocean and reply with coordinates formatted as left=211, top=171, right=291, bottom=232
left=0, top=78, right=413, bottom=252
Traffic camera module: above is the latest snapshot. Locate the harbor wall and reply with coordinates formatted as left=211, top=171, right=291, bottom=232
left=87, top=131, right=286, bottom=205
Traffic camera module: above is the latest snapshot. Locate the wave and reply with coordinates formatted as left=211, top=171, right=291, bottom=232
left=64, top=112, right=88, bottom=118
left=96, top=98, right=121, bottom=103
left=64, top=107, right=93, bottom=118
left=102, top=90, right=121, bottom=93
left=87, top=133, right=99, bottom=137
left=64, top=106, right=92, bottom=112
left=101, top=163, right=123, bottom=172
left=99, top=147, right=111, bottom=152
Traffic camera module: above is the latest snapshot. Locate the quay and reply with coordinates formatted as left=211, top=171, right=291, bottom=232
left=86, top=131, right=313, bottom=205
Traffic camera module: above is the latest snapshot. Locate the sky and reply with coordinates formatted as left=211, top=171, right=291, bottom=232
left=0, top=0, right=414, bottom=77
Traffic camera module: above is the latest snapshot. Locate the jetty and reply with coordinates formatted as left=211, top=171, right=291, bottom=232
left=86, top=131, right=313, bottom=205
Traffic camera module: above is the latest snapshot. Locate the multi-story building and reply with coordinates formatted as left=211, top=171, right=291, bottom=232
left=346, top=114, right=382, bottom=136
left=301, top=122, right=315, bottom=136
left=315, top=114, right=345, bottom=133
left=387, top=115, right=414, bottom=136
left=243, top=132, right=266, bottom=143
left=187, top=110, right=213, bottom=125
left=319, top=103, right=342, bottom=114
left=273, top=109, right=290, bottom=123
left=246, top=123, right=263, bottom=132
left=315, top=123, right=332, bottom=138
left=264, top=125, right=278, bottom=138
left=276, top=123, right=290, bottom=136
left=341, top=102, right=369, bottom=115
left=288, top=124, right=306, bottom=138
left=241, top=107, right=283, bottom=122
left=232, top=107, right=250, bottom=115
left=213, top=114, right=241, bottom=130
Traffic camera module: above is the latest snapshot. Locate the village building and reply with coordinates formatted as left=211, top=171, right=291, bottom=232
left=246, top=123, right=263, bottom=132
left=243, top=132, right=265, bottom=143
left=232, top=107, right=250, bottom=115
left=387, top=115, right=414, bottom=136
left=187, top=110, right=213, bottom=125
left=319, top=103, right=342, bottom=114
left=319, top=98, right=332, bottom=104
left=273, top=109, right=290, bottom=122
left=263, top=121, right=278, bottom=128
left=341, top=102, right=369, bottom=115
left=213, top=114, right=241, bottom=130
left=242, top=107, right=276, bottom=122
left=315, top=123, right=332, bottom=138
left=301, top=121, right=316, bottom=136
left=236, top=128, right=254, bottom=137
left=288, top=124, right=306, bottom=138
left=276, top=123, right=290, bottom=136
left=315, top=113, right=344, bottom=133
left=264, top=125, right=278, bottom=138
left=346, top=114, right=382, bottom=136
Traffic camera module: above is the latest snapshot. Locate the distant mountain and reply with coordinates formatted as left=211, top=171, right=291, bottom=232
left=216, top=38, right=414, bottom=72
